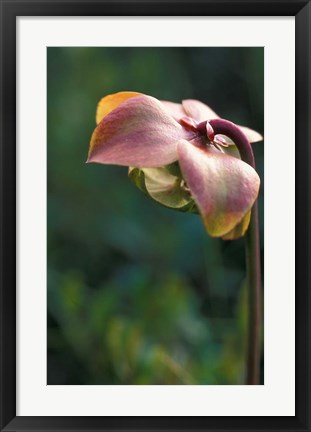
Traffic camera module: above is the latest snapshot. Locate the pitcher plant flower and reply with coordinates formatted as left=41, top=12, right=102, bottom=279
left=87, top=92, right=262, bottom=240
left=87, top=91, right=263, bottom=385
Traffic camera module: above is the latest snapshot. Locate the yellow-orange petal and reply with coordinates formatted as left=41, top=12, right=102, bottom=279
left=96, top=91, right=141, bottom=124
left=221, top=211, right=251, bottom=240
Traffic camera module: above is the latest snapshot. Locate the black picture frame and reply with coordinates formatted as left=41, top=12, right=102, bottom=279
left=1, top=1, right=310, bottom=431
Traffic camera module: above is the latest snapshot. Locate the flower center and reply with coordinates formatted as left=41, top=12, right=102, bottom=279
left=181, top=118, right=228, bottom=153
left=179, top=116, right=198, bottom=132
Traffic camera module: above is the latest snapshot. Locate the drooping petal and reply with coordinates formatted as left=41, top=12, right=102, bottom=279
left=96, top=91, right=141, bottom=124
left=88, top=95, right=195, bottom=168
left=160, top=100, right=187, bottom=121
left=182, top=99, right=219, bottom=122
left=238, top=126, right=263, bottom=143
left=129, top=164, right=198, bottom=212
left=177, top=140, right=260, bottom=237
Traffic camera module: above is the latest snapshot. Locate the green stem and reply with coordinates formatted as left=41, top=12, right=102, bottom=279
left=203, top=119, right=262, bottom=385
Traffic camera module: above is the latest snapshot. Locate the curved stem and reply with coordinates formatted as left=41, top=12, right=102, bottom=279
left=198, top=119, right=261, bottom=385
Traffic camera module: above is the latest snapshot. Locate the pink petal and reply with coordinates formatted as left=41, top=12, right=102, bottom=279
left=160, top=100, right=187, bottom=121
left=88, top=95, right=195, bottom=168
left=182, top=99, right=219, bottom=122
left=177, top=140, right=260, bottom=237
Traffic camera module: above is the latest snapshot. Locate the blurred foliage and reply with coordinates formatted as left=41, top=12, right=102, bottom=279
left=47, top=47, right=264, bottom=385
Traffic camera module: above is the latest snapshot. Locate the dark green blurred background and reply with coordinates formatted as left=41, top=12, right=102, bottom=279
left=47, top=47, right=264, bottom=385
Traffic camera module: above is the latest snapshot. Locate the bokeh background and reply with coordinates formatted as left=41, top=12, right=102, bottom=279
left=47, top=47, right=264, bottom=385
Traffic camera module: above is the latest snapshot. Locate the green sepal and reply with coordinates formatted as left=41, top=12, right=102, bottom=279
left=128, top=162, right=199, bottom=214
